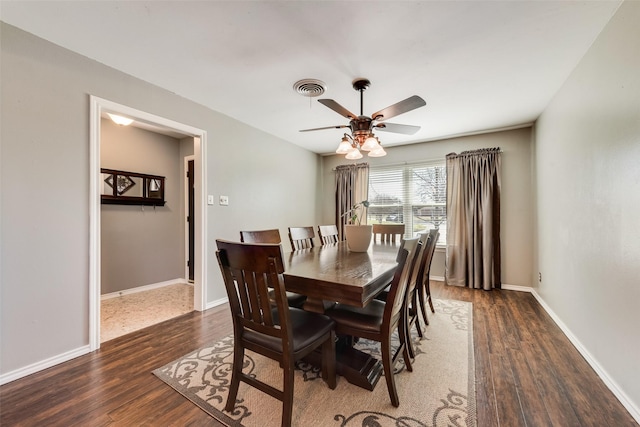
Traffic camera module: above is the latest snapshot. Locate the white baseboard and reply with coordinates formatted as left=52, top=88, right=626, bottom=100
left=438, top=280, right=639, bottom=422
left=0, top=345, right=91, bottom=386
left=504, top=286, right=640, bottom=423
left=432, top=278, right=532, bottom=293
left=501, top=283, right=533, bottom=292
left=101, top=278, right=191, bottom=300
left=206, top=296, right=229, bottom=311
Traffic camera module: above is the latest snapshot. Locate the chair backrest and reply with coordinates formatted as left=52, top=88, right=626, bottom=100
left=240, top=228, right=281, bottom=244
left=421, top=229, right=440, bottom=282
left=383, top=237, right=420, bottom=329
left=404, top=235, right=428, bottom=306
left=215, top=240, right=292, bottom=349
left=373, top=223, right=405, bottom=244
left=412, top=232, right=433, bottom=287
left=318, top=225, right=339, bottom=245
left=288, top=226, right=315, bottom=250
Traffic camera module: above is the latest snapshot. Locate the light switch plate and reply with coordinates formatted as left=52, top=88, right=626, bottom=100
left=207, top=195, right=214, bottom=205
left=219, top=195, right=229, bottom=206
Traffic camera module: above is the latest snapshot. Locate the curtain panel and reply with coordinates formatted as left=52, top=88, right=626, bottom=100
left=445, top=148, right=501, bottom=290
left=335, top=163, right=369, bottom=240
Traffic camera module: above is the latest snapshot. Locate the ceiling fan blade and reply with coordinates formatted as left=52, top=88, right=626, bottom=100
left=318, top=99, right=357, bottom=119
left=299, top=124, right=349, bottom=132
left=372, top=95, right=426, bottom=121
left=375, top=122, right=421, bottom=135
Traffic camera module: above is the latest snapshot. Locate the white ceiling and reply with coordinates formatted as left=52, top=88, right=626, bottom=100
left=1, top=1, right=622, bottom=154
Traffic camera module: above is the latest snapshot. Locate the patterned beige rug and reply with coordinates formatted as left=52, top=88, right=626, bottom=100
left=153, top=299, right=475, bottom=427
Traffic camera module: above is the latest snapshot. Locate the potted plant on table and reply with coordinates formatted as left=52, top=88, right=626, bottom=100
left=343, top=200, right=372, bottom=252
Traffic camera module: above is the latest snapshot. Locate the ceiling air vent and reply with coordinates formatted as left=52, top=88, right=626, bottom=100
left=293, top=79, right=327, bottom=97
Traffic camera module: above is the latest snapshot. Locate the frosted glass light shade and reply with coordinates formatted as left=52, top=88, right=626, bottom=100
left=368, top=146, right=387, bottom=157
left=360, top=135, right=379, bottom=151
left=345, top=147, right=363, bottom=160
left=336, top=138, right=352, bottom=154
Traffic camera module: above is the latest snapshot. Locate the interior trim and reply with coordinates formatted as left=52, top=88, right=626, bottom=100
left=0, top=345, right=91, bottom=386
left=511, top=286, right=639, bottom=422
left=89, top=95, right=208, bottom=352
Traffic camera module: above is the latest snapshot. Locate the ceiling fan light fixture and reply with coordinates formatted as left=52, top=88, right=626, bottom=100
left=298, top=78, right=424, bottom=160
left=345, top=146, right=363, bottom=160
left=368, top=145, right=387, bottom=158
left=360, top=134, right=379, bottom=151
left=336, top=135, right=353, bottom=154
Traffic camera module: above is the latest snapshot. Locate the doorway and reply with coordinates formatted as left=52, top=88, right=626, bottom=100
left=89, top=96, right=207, bottom=351
left=185, top=157, right=195, bottom=282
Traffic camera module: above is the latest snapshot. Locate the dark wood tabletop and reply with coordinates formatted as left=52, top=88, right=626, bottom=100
left=282, top=240, right=401, bottom=389
left=283, top=241, right=399, bottom=312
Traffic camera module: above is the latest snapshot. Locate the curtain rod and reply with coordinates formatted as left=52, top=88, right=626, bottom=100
left=333, top=162, right=369, bottom=171
left=331, top=148, right=503, bottom=171
left=446, top=147, right=502, bottom=159
left=332, top=157, right=443, bottom=171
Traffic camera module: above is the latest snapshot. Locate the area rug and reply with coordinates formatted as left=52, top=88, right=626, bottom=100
left=153, top=299, right=475, bottom=427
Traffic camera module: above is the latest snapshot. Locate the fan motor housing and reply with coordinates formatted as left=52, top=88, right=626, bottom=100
left=350, top=116, right=373, bottom=135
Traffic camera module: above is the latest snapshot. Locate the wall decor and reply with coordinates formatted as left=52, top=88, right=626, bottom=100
left=101, top=168, right=165, bottom=206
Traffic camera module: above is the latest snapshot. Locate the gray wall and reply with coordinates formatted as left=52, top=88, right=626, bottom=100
left=0, top=22, right=320, bottom=375
left=535, top=0, right=640, bottom=412
left=3, top=3, right=640, bottom=415
left=100, top=118, right=184, bottom=294
left=321, top=127, right=534, bottom=287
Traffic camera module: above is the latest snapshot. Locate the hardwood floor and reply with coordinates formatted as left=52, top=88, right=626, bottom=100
left=1, top=282, right=636, bottom=426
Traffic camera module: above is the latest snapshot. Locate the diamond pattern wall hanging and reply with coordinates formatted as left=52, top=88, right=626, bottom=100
left=105, top=174, right=136, bottom=196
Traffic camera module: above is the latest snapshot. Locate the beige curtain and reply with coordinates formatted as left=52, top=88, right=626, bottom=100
left=335, top=163, right=369, bottom=240
left=445, top=148, right=501, bottom=290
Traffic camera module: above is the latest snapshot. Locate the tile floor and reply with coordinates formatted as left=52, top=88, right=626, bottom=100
left=100, top=283, right=194, bottom=343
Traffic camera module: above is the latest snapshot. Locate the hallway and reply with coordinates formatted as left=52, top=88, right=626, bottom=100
left=100, top=283, right=193, bottom=342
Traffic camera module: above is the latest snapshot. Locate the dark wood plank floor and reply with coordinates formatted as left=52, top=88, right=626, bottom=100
left=1, top=282, right=636, bottom=426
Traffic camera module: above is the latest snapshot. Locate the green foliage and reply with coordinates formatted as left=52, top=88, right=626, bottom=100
left=343, top=200, right=370, bottom=225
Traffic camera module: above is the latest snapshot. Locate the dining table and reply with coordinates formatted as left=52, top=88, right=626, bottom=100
left=283, top=240, right=400, bottom=390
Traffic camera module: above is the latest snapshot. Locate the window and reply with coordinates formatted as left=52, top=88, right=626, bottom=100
left=367, top=161, right=446, bottom=245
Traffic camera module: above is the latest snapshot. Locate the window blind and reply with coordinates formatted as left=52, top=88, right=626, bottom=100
left=367, top=161, right=446, bottom=245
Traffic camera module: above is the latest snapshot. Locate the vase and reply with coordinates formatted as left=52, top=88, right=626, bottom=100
left=344, top=224, right=373, bottom=252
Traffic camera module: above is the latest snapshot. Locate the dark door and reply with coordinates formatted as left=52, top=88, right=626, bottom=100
left=187, top=160, right=195, bottom=282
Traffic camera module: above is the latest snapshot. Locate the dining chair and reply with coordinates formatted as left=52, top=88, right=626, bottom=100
left=372, top=223, right=405, bottom=244
left=376, top=230, right=439, bottom=359
left=404, top=233, right=431, bottom=358
left=326, top=237, right=420, bottom=407
left=240, top=228, right=282, bottom=244
left=215, top=240, right=336, bottom=427
left=288, top=226, right=315, bottom=251
left=239, top=229, right=306, bottom=309
left=318, top=225, right=339, bottom=245
left=374, top=233, right=427, bottom=359
left=417, top=229, right=440, bottom=325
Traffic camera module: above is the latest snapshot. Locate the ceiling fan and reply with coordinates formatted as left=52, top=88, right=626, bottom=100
left=300, top=78, right=426, bottom=159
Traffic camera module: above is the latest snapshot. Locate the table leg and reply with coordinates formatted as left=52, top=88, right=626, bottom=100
left=336, top=346, right=383, bottom=391
left=303, top=297, right=336, bottom=314
left=304, top=334, right=383, bottom=391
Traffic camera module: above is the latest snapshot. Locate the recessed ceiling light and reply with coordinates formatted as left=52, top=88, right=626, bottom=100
left=107, top=113, right=134, bottom=126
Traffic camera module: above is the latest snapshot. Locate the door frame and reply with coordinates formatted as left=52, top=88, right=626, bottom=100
left=89, top=96, right=208, bottom=351
left=184, top=155, right=195, bottom=282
